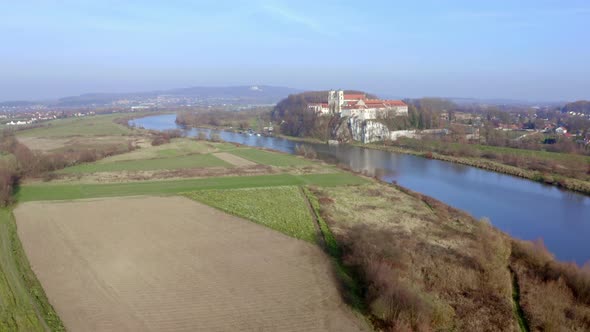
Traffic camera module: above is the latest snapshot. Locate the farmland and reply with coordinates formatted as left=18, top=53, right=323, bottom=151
left=15, top=114, right=134, bottom=138
left=17, top=173, right=367, bottom=202
left=186, top=186, right=317, bottom=242
left=58, top=153, right=231, bottom=173
left=99, top=138, right=215, bottom=162
left=0, top=208, right=64, bottom=331
left=229, top=148, right=312, bottom=166
left=15, top=196, right=366, bottom=331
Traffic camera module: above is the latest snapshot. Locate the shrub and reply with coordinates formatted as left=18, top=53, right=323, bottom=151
left=151, top=133, right=170, bottom=146
left=294, top=144, right=317, bottom=159
left=197, top=132, right=208, bottom=141
left=512, top=239, right=590, bottom=305
left=0, top=166, right=18, bottom=206
left=210, top=133, right=222, bottom=142
left=481, top=151, right=497, bottom=159
left=164, top=129, right=183, bottom=139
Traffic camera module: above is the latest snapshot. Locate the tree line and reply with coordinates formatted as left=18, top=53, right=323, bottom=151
left=0, top=131, right=135, bottom=206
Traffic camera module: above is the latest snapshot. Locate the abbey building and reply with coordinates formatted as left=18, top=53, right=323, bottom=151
left=308, top=90, right=408, bottom=120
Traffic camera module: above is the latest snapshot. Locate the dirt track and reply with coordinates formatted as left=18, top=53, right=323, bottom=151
left=15, top=196, right=365, bottom=331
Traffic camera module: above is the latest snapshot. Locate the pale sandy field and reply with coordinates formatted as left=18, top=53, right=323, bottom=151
left=15, top=196, right=366, bottom=332
left=213, top=152, right=257, bottom=167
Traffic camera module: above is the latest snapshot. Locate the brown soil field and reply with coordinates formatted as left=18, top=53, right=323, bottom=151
left=213, top=152, right=257, bottom=166
left=15, top=196, right=366, bottom=332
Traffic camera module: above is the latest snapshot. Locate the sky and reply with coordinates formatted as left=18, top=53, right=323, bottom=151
left=0, top=0, right=589, bottom=102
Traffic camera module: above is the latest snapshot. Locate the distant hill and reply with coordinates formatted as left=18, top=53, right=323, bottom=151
left=55, top=85, right=301, bottom=106
left=0, top=100, right=40, bottom=107
left=562, top=100, right=590, bottom=114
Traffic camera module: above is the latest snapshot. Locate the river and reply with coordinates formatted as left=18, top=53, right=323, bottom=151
left=131, top=114, right=590, bottom=265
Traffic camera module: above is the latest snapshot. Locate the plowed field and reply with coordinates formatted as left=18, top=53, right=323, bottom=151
left=15, top=196, right=364, bottom=331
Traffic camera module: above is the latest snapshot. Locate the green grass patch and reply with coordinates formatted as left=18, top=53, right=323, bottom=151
left=0, top=208, right=65, bottom=331
left=16, top=173, right=368, bottom=202
left=104, top=139, right=214, bottom=162
left=474, top=144, right=590, bottom=163
left=60, top=153, right=231, bottom=173
left=186, top=186, right=317, bottom=242
left=16, top=114, right=134, bottom=138
left=229, top=148, right=312, bottom=166
left=156, top=149, right=180, bottom=157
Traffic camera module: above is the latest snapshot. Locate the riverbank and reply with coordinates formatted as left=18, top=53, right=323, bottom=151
left=354, top=142, right=590, bottom=196
left=275, top=134, right=326, bottom=144
left=131, top=114, right=590, bottom=265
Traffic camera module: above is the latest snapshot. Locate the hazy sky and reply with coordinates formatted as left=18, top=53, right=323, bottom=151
left=1, top=0, right=589, bottom=101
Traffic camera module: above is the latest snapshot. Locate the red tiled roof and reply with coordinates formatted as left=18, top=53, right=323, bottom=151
left=343, top=94, right=365, bottom=100
left=365, top=99, right=406, bottom=107
left=384, top=100, right=407, bottom=106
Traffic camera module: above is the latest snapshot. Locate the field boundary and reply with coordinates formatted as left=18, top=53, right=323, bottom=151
left=17, top=173, right=368, bottom=202
left=0, top=208, right=65, bottom=331
left=301, top=188, right=366, bottom=313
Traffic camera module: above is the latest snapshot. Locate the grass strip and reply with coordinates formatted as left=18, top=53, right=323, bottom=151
left=59, top=153, right=231, bottom=173
left=229, top=148, right=312, bottom=166
left=301, top=188, right=365, bottom=312
left=16, top=173, right=367, bottom=202
left=0, top=208, right=65, bottom=331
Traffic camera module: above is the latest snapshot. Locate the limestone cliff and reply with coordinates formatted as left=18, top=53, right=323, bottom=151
left=335, top=117, right=417, bottom=143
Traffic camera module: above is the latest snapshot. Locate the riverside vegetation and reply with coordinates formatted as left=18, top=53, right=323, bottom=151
left=176, top=98, right=590, bottom=195
left=367, top=138, right=590, bottom=195
left=1, top=113, right=590, bottom=331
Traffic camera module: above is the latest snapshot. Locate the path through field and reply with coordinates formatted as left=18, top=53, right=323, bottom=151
left=15, top=196, right=366, bottom=331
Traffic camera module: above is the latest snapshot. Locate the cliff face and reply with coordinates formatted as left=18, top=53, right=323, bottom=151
left=339, top=117, right=417, bottom=143
left=350, top=118, right=390, bottom=143
left=332, top=117, right=353, bottom=142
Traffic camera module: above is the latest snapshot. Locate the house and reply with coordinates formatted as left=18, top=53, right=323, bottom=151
left=555, top=126, right=568, bottom=135
left=308, top=90, right=408, bottom=120
left=6, top=120, right=30, bottom=126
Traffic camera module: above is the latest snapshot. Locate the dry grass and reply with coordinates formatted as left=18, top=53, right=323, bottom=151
left=311, top=183, right=517, bottom=331
left=510, top=240, right=590, bottom=330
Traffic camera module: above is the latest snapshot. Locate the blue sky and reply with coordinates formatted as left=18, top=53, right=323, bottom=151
left=0, top=0, right=589, bottom=101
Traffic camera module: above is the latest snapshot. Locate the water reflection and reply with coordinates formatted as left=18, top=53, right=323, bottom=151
left=131, top=114, right=590, bottom=265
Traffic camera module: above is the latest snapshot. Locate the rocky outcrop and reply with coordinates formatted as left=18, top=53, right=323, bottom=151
left=350, top=118, right=389, bottom=143
left=347, top=117, right=416, bottom=143
left=332, top=117, right=353, bottom=142
left=332, top=116, right=419, bottom=143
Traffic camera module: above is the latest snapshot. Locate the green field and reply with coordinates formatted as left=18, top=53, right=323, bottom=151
left=0, top=209, right=64, bottom=331
left=186, top=186, right=317, bottom=242
left=16, top=114, right=134, bottom=138
left=16, top=173, right=368, bottom=202
left=103, top=139, right=214, bottom=162
left=475, top=144, right=590, bottom=163
left=407, top=139, right=590, bottom=164
left=59, top=153, right=231, bottom=173
left=229, top=148, right=312, bottom=166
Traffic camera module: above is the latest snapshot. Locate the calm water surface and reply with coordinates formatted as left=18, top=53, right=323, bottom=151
left=131, top=114, right=590, bottom=264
